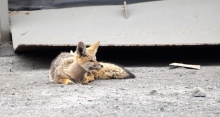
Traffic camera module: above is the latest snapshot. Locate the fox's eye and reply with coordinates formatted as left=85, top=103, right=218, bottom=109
left=89, top=60, right=94, bottom=62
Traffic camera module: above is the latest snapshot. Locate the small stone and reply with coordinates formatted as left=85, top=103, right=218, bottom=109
left=160, top=107, right=164, bottom=112
left=114, top=105, right=119, bottom=108
left=150, top=90, right=157, bottom=95
left=192, top=87, right=206, bottom=97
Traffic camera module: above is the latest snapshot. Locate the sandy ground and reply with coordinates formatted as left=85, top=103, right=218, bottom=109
left=0, top=42, right=220, bottom=117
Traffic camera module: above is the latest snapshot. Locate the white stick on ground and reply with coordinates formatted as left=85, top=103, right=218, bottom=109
left=169, top=63, right=201, bottom=70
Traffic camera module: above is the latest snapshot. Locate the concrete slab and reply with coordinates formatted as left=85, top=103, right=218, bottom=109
left=9, top=0, right=220, bottom=51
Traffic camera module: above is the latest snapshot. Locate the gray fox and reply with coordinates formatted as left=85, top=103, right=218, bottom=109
left=49, top=41, right=135, bottom=85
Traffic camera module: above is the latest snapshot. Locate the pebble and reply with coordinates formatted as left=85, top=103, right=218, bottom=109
left=150, top=90, right=157, bottom=95
left=160, top=107, right=164, bottom=112
left=192, top=87, right=206, bottom=97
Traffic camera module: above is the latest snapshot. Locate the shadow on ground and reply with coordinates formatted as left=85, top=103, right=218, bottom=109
left=12, top=45, right=220, bottom=68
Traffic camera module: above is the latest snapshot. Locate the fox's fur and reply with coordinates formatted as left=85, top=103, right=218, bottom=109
left=49, top=41, right=135, bottom=85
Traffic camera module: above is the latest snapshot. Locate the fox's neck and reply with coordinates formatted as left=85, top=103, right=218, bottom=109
left=67, top=60, right=86, bottom=82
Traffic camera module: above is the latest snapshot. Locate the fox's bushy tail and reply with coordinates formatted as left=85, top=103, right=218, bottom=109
left=92, top=62, right=135, bottom=79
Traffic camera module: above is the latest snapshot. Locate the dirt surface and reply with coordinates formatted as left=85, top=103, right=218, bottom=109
left=0, top=42, right=220, bottom=117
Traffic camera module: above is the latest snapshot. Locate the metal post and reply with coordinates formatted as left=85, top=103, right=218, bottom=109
left=0, top=0, right=10, bottom=42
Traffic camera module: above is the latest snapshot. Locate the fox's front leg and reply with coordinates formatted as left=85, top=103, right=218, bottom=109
left=82, top=72, right=95, bottom=85
left=59, top=78, right=74, bottom=85
left=54, top=75, right=74, bottom=85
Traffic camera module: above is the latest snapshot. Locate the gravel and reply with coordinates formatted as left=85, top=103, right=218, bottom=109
left=0, top=43, right=220, bottom=116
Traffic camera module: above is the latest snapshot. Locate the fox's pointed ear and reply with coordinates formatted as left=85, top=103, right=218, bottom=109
left=87, top=41, right=100, bottom=54
left=76, top=41, right=87, bottom=56
left=70, top=50, right=74, bottom=55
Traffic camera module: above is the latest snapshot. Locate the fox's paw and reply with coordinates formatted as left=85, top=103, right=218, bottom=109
left=87, top=72, right=95, bottom=82
left=59, top=78, right=74, bottom=85
left=81, top=77, right=89, bottom=85
left=67, top=81, right=75, bottom=85
left=81, top=78, right=89, bottom=85
left=82, top=82, right=88, bottom=85
left=81, top=72, right=95, bottom=85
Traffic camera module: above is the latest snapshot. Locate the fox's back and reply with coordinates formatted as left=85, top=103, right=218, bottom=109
left=49, top=52, right=74, bottom=81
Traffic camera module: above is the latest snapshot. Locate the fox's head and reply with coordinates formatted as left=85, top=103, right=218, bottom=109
left=72, top=41, right=103, bottom=72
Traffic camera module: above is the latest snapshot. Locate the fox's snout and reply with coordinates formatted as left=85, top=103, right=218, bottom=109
left=90, top=62, right=103, bottom=70
left=94, top=63, right=103, bottom=69
left=98, top=64, right=103, bottom=68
